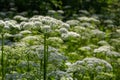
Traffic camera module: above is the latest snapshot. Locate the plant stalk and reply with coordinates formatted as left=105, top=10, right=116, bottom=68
left=44, top=33, right=47, bottom=80
left=1, top=33, right=5, bottom=80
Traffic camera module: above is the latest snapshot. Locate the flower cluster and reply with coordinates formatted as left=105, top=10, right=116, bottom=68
left=67, top=57, right=113, bottom=75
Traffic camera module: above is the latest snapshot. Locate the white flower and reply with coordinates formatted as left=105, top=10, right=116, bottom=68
left=59, top=28, right=68, bottom=34
left=107, top=51, right=120, bottom=57
left=48, top=10, right=56, bottom=14
left=79, top=46, right=91, bottom=51
left=109, top=39, right=120, bottom=47
left=60, top=23, right=70, bottom=29
left=14, top=15, right=28, bottom=21
left=48, top=37, right=63, bottom=43
left=19, top=30, right=32, bottom=35
left=94, top=45, right=111, bottom=54
left=34, top=21, right=42, bottom=27
left=0, top=20, right=5, bottom=28
left=61, top=31, right=80, bottom=40
left=23, top=22, right=34, bottom=30
left=57, top=10, right=64, bottom=14
left=95, top=66, right=103, bottom=72
left=8, top=20, right=17, bottom=24
left=49, top=52, right=66, bottom=66
left=12, top=42, right=26, bottom=47
left=67, top=32, right=80, bottom=38
left=89, top=17, right=100, bottom=24
left=19, top=21, right=26, bottom=29
left=74, top=26, right=86, bottom=32
left=67, top=57, right=113, bottom=75
left=83, top=57, right=113, bottom=72
left=91, top=29, right=105, bottom=38
left=107, top=24, right=114, bottom=28
left=104, top=20, right=113, bottom=24
left=79, top=10, right=89, bottom=15
left=13, top=33, right=23, bottom=39
left=78, top=16, right=90, bottom=22
left=4, top=33, right=12, bottom=38
left=29, top=17, right=41, bottom=22
left=97, top=40, right=109, bottom=46
left=21, top=36, right=39, bottom=42
left=41, top=25, right=51, bottom=33
left=4, top=21, right=20, bottom=30
left=14, top=24, right=21, bottom=30
left=65, top=62, right=72, bottom=66
left=116, top=29, right=120, bottom=33
left=80, top=22, right=95, bottom=28
left=60, top=76, right=73, bottom=80
left=78, top=16, right=100, bottom=24
left=66, top=20, right=80, bottom=26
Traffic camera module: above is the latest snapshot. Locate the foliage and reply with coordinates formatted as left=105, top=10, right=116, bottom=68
left=0, top=1, right=120, bottom=79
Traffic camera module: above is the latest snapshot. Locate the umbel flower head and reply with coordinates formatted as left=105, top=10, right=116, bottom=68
left=61, top=31, right=80, bottom=40
left=67, top=57, right=113, bottom=75
left=41, top=25, right=51, bottom=33
left=59, top=28, right=68, bottom=34
left=0, top=20, right=10, bottom=33
left=66, top=20, right=80, bottom=26
left=13, top=15, right=28, bottom=21
left=0, top=20, right=5, bottom=27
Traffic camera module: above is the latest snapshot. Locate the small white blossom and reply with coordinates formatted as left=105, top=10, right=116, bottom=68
left=0, top=20, right=5, bottom=28
left=61, top=31, right=80, bottom=40
left=48, top=10, right=56, bottom=14
left=83, top=57, right=113, bottom=72
left=79, top=10, right=89, bottom=15
left=107, top=51, right=120, bottom=58
left=67, top=32, right=80, bottom=38
left=23, top=22, right=34, bottom=30
left=78, top=16, right=90, bottom=22
left=91, top=29, right=105, bottom=39
left=19, top=30, right=32, bottom=35
left=74, top=26, right=86, bottom=32
left=80, top=22, right=95, bottom=28
left=14, top=15, right=28, bottom=21
left=97, top=40, right=109, bottom=46
left=59, top=28, right=68, bottom=34
left=66, top=20, right=80, bottom=26
left=60, top=23, right=70, bottom=29
left=94, top=45, right=112, bottom=54
left=67, top=57, right=113, bottom=75
left=79, top=46, right=91, bottom=51
left=57, top=10, right=64, bottom=14
left=21, top=36, right=39, bottom=43
left=48, top=37, right=63, bottom=43
left=104, top=20, right=113, bottom=24
left=116, top=29, right=120, bottom=33
left=41, top=25, right=51, bottom=33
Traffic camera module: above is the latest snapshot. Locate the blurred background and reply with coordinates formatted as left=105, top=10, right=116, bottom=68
left=0, top=0, right=120, bottom=25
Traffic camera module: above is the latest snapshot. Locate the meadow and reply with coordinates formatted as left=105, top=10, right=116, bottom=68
left=0, top=10, right=120, bottom=80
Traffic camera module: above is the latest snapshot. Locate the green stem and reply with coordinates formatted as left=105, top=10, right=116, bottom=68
left=40, top=59, right=43, bottom=80
left=1, top=33, right=5, bottom=80
left=46, top=41, right=49, bottom=67
left=44, top=33, right=47, bottom=80
left=27, top=52, right=30, bottom=72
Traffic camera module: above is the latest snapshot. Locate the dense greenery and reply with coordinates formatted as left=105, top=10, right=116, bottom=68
left=0, top=0, right=120, bottom=80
